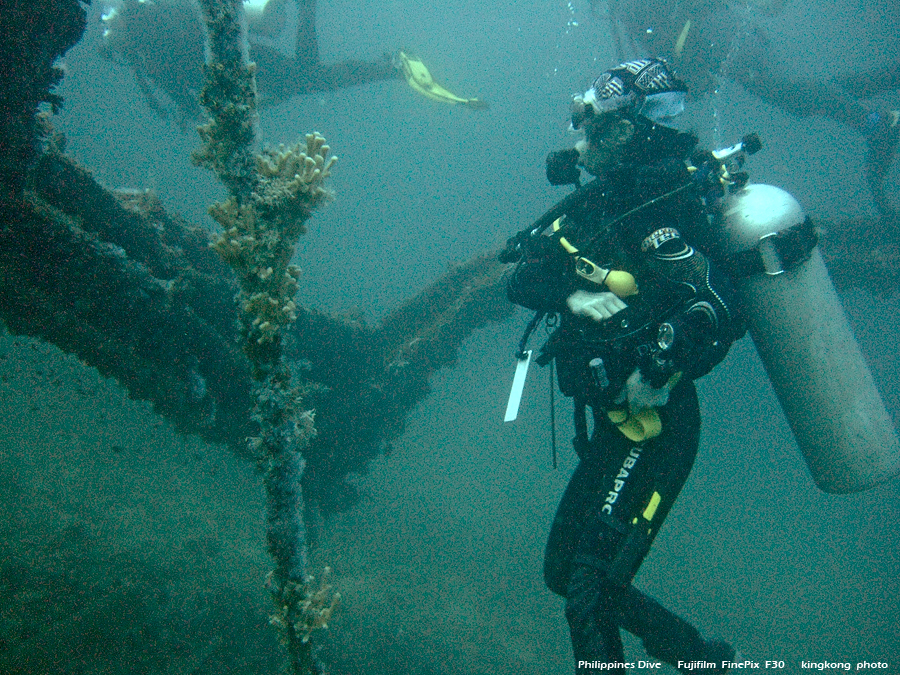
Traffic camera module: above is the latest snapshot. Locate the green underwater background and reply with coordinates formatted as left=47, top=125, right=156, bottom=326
left=2, top=0, right=900, bottom=672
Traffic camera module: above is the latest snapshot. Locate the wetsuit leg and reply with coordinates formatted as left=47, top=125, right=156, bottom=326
left=545, top=381, right=724, bottom=672
left=619, top=586, right=735, bottom=671
left=544, top=416, right=630, bottom=598
left=565, top=564, right=627, bottom=669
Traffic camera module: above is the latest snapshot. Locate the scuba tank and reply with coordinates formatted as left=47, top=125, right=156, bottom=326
left=715, top=183, right=900, bottom=493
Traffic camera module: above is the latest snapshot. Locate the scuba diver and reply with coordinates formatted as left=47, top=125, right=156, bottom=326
left=501, top=58, right=746, bottom=672
left=101, top=0, right=394, bottom=121
left=594, top=0, right=900, bottom=216
left=100, top=0, right=485, bottom=124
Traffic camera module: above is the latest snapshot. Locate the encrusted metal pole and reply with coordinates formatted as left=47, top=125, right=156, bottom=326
left=192, top=0, right=257, bottom=200
left=193, top=0, right=338, bottom=672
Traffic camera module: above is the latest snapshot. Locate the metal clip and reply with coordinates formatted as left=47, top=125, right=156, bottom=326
left=758, top=233, right=784, bottom=276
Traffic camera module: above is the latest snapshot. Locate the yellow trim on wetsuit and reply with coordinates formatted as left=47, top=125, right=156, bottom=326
left=607, top=407, right=663, bottom=441
left=642, top=491, right=661, bottom=522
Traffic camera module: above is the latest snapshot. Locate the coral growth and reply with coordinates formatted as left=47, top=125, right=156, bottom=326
left=255, top=135, right=337, bottom=228
left=1, top=0, right=88, bottom=197
left=192, top=60, right=258, bottom=198
left=377, top=253, right=512, bottom=373
left=267, top=566, right=341, bottom=646
left=191, top=0, right=258, bottom=200
left=193, top=6, right=335, bottom=668
left=210, top=133, right=335, bottom=346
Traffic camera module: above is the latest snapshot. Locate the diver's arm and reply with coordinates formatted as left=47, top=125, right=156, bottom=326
left=253, top=48, right=398, bottom=104
left=506, top=236, right=578, bottom=314
left=313, top=58, right=401, bottom=91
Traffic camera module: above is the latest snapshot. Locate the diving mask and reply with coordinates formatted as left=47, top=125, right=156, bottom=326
left=571, top=90, right=687, bottom=131
left=571, top=58, right=688, bottom=130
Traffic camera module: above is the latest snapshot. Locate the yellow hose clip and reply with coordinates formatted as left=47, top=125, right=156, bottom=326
left=553, top=217, right=579, bottom=254
left=552, top=218, right=638, bottom=298
left=607, top=372, right=681, bottom=442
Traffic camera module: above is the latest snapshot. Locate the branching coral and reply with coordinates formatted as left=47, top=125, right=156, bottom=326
left=210, top=133, right=336, bottom=346
left=255, top=134, right=337, bottom=230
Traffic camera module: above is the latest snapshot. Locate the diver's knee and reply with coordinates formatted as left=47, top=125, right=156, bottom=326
left=563, top=564, right=620, bottom=626
left=544, top=562, right=568, bottom=597
left=544, top=543, right=575, bottom=597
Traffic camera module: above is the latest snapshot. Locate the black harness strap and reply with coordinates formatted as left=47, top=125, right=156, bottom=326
left=573, top=397, right=591, bottom=460
left=515, top=310, right=545, bottom=359
left=724, top=217, right=818, bottom=278
left=550, top=359, right=558, bottom=469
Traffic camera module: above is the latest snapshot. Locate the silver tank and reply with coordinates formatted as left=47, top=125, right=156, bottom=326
left=718, top=184, right=900, bottom=493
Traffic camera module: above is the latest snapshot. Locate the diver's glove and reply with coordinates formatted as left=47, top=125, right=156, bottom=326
left=615, top=368, right=673, bottom=411
left=546, top=148, right=582, bottom=186
left=566, top=290, right=627, bottom=322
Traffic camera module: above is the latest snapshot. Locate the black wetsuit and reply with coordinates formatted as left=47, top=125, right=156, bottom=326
left=506, top=137, right=744, bottom=673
